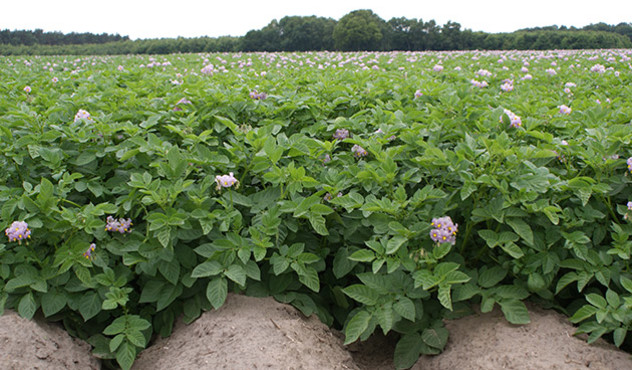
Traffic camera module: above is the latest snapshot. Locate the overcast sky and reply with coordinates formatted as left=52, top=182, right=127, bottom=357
left=2, top=0, right=630, bottom=40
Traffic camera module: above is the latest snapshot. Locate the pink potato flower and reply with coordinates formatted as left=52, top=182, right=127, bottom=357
left=215, top=172, right=239, bottom=190
left=105, top=216, right=133, bottom=234
left=429, top=216, right=458, bottom=245
left=5, top=221, right=31, bottom=243
left=74, top=109, right=92, bottom=122
left=559, top=105, right=572, bottom=115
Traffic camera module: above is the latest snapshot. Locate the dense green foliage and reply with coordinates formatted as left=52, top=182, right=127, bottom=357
left=1, top=49, right=632, bottom=369
left=0, top=29, right=128, bottom=45
left=2, top=12, right=631, bottom=55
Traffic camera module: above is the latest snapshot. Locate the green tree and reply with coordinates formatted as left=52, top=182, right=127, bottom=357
left=332, top=9, right=386, bottom=51
left=278, top=16, right=336, bottom=51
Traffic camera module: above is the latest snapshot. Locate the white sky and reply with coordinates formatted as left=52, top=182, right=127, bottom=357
left=2, top=0, right=630, bottom=40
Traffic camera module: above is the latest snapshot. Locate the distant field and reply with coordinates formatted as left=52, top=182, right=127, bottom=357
left=1, top=50, right=632, bottom=369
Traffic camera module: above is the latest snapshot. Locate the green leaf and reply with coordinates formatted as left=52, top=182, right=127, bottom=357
left=244, top=260, right=261, bottom=281
left=271, top=254, right=290, bottom=275
left=585, top=293, right=607, bottom=309
left=18, top=292, right=37, bottom=320
left=308, top=214, right=328, bottom=236
left=555, top=272, right=578, bottom=294
left=394, top=297, right=416, bottom=322
left=499, top=299, right=531, bottom=324
left=453, top=283, right=480, bottom=302
left=527, top=273, right=546, bottom=292
left=613, top=328, right=627, bottom=347
left=493, top=285, right=529, bottom=300
left=333, top=248, right=356, bottom=278
left=297, top=252, right=320, bottom=265
left=110, top=334, right=125, bottom=352
left=432, top=242, right=452, bottom=259
left=41, top=290, right=67, bottom=317
left=191, top=261, right=223, bottom=278
left=480, top=296, right=495, bottom=313
left=126, top=330, right=146, bottom=348
left=438, top=284, right=452, bottom=310
left=500, top=242, right=524, bottom=259
left=570, top=305, right=598, bottom=323
left=376, top=303, right=394, bottom=334
left=621, top=276, right=632, bottom=294
left=38, top=177, right=54, bottom=202
left=394, top=333, right=422, bottom=370
left=478, top=267, right=508, bottom=288
left=158, top=259, right=180, bottom=285
left=386, top=236, right=407, bottom=255
left=606, top=289, right=620, bottom=308
left=207, top=277, right=227, bottom=310
left=348, top=249, right=375, bottom=262
left=296, top=265, right=320, bottom=292
left=344, top=310, right=372, bottom=345
left=104, top=317, right=127, bottom=335
left=225, top=264, right=247, bottom=286
left=506, top=218, right=533, bottom=245
left=73, top=151, right=97, bottom=166
left=79, top=292, right=102, bottom=321
left=343, top=284, right=379, bottom=306
left=139, top=280, right=165, bottom=303
left=445, top=271, right=471, bottom=284
left=116, top=341, right=136, bottom=370
left=413, top=269, right=439, bottom=290
left=422, top=326, right=449, bottom=350
left=156, top=227, right=171, bottom=248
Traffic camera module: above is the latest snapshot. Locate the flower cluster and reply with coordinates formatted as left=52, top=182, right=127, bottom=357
left=501, top=109, right=522, bottom=128
left=83, top=243, right=96, bottom=259
left=351, top=144, right=368, bottom=159
left=433, top=64, right=444, bottom=72
left=476, top=69, right=492, bottom=77
left=23, top=86, right=31, bottom=93
left=173, top=97, right=192, bottom=111
left=414, top=89, right=423, bottom=98
left=249, top=90, right=267, bottom=100
left=628, top=158, right=632, bottom=173
left=333, top=129, right=350, bottom=140
left=215, top=172, right=238, bottom=190
left=590, top=64, right=606, bottom=73
left=105, top=216, right=133, bottom=234
left=5, top=221, right=31, bottom=243
left=546, top=68, right=557, bottom=76
left=558, top=105, right=572, bottom=114
left=74, top=109, right=91, bottom=122
left=500, top=80, right=513, bottom=92
left=201, top=64, right=215, bottom=75
left=429, top=216, right=458, bottom=245
left=471, top=79, right=488, bottom=88
left=323, top=192, right=343, bottom=201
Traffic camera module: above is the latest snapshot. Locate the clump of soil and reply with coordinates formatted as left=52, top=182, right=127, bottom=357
left=0, top=310, right=99, bottom=369
left=412, top=303, right=632, bottom=370
left=132, top=294, right=358, bottom=369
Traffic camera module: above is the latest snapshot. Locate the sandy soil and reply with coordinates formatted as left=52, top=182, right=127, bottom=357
left=133, top=294, right=358, bottom=370
left=412, top=303, right=632, bottom=370
left=2, top=295, right=632, bottom=369
left=0, top=310, right=99, bottom=369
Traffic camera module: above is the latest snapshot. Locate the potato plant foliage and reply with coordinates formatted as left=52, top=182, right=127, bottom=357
left=1, top=50, right=632, bottom=369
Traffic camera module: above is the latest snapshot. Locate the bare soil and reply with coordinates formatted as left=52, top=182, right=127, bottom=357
left=2, top=295, right=632, bottom=370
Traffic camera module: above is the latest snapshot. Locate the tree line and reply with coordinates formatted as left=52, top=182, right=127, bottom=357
left=0, top=29, right=128, bottom=46
left=1, top=10, right=630, bottom=55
